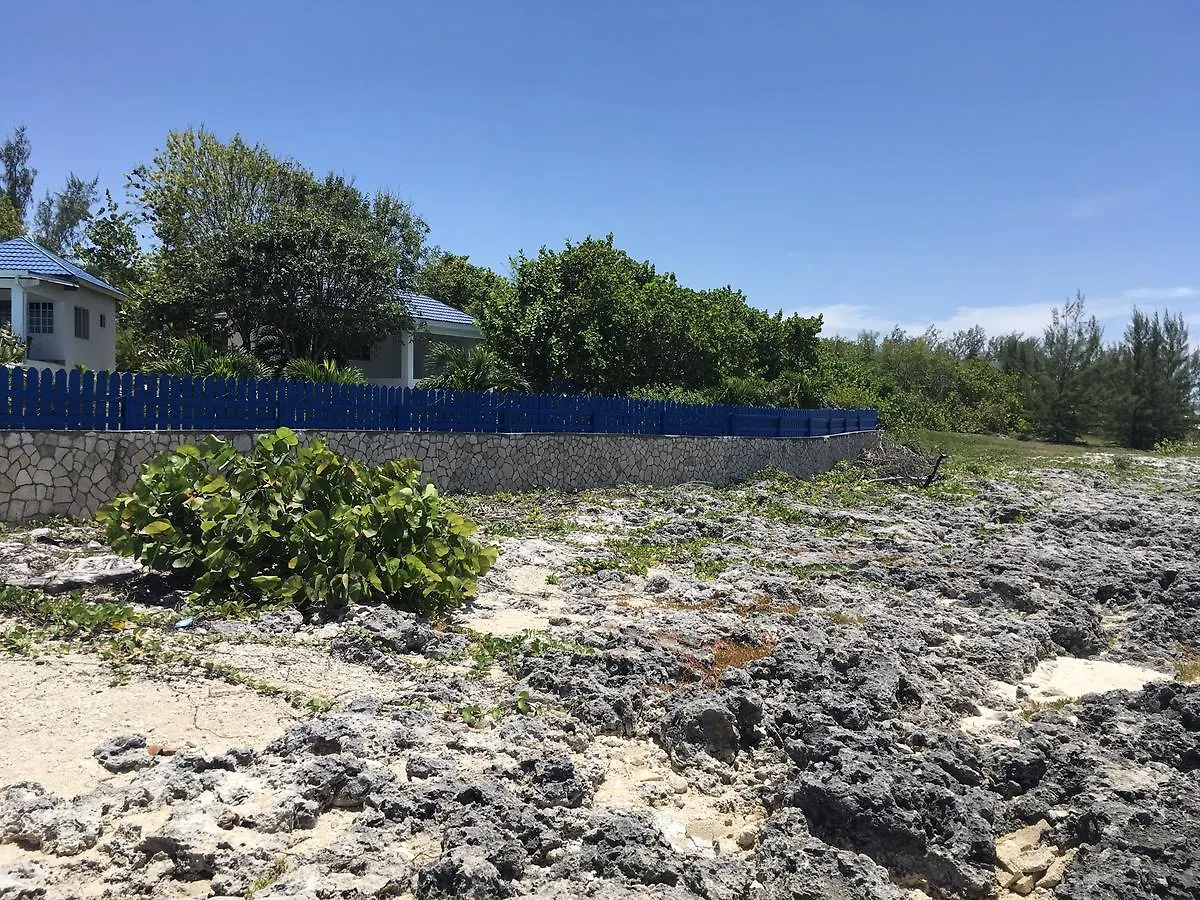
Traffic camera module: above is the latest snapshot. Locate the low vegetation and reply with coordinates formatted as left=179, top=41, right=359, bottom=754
left=98, top=428, right=495, bottom=617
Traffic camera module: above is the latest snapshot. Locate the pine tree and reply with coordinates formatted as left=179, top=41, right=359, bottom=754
left=1103, top=310, right=1197, bottom=448
left=1031, top=292, right=1102, bottom=443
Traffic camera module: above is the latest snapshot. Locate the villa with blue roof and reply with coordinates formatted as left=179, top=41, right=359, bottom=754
left=0, top=236, right=124, bottom=372
left=348, top=291, right=484, bottom=387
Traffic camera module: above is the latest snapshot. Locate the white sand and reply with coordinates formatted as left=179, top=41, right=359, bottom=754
left=1021, top=657, right=1171, bottom=702
left=591, top=737, right=761, bottom=856
left=0, top=656, right=301, bottom=798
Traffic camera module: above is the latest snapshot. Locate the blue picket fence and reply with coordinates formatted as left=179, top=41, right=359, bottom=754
left=0, top=367, right=877, bottom=437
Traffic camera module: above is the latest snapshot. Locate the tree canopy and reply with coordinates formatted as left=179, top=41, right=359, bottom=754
left=126, top=128, right=425, bottom=363
left=475, top=235, right=823, bottom=396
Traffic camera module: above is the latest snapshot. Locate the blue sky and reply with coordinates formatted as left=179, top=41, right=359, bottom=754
left=8, top=1, right=1199, bottom=340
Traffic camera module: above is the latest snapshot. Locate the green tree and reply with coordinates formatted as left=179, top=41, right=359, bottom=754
left=479, top=236, right=664, bottom=393
left=946, top=326, right=987, bottom=360
left=420, top=343, right=530, bottom=392
left=1031, top=292, right=1102, bottom=443
left=0, top=194, right=21, bottom=240
left=0, top=126, right=35, bottom=225
left=418, top=251, right=512, bottom=316
left=129, top=129, right=425, bottom=360
left=1102, top=309, right=1197, bottom=448
left=33, top=173, right=99, bottom=255
left=479, top=235, right=821, bottom=396
left=203, top=201, right=409, bottom=362
left=76, top=192, right=147, bottom=294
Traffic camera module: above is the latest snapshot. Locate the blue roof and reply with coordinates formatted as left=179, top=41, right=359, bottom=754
left=402, top=291, right=477, bottom=326
left=0, top=236, right=124, bottom=298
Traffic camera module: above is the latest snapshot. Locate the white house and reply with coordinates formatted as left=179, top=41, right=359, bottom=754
left=0, top=237, right=122, bottom=371
left=349, top=291, right=484, bottom=387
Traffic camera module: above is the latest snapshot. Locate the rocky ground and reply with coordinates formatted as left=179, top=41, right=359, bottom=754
left=0, top=442, right=1198, bottom=900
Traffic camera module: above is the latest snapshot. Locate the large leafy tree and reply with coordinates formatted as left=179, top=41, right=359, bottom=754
left=1031, top=292, right=1102, bottom=443
left=418, top=251, right=512, bottom=316
left=477, top=235, right=821, bottom=395
left=129, top=128, right=427, bottom=361
left=77, top=192, right=147, bottom=295
left=207, top=202, right=409, bottom=362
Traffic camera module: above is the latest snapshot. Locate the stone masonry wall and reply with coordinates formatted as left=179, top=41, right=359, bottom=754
left=0, top=428, right=881, bottom=523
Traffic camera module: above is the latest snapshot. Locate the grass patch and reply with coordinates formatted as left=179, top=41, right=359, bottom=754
left=578, top=537, right=723, bottom=578
left=247, top=857, right=288, bottom=900
left=0, top=584, right=334, bottom=711
left=450, top=490, right=579, bottom=538
left=709, top=638, right=776, bottom=679
left=1175, top=658, right=1200, bottom=682
left=459, top=628, right=593, bottom=674
left=1019, top=697, right=1077, bottom=720
left=694, top=558, right=731, bottom=580
left=912, top=430, right=1158, bottom=476
left=820, top=609, right=863, bottom=625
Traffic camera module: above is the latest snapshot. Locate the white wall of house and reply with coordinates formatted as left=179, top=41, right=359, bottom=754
left=349, top=323, right=483, bottom=387
left=0, top=279, right=117, bottom=371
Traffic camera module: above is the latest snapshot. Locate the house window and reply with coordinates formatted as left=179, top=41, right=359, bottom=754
left=74, top=306, right=90, bottom=339
left=99, top=314, right=106, bottom=328
left=28, top=301, right=54, bottom=334
left=0, top=288, right=10, bottom=327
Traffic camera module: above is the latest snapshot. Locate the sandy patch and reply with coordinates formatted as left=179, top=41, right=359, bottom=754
left=0, top=656, right=301, bottom=798
left=591, top=738, right=761, bottom=857
left=461, top=566, right=570, bottom=637
left=1020, top=657, right=1171, bottom=701
left=499, top=565, right=561, bottom=596
left=190, top=641, right=407, bottom=704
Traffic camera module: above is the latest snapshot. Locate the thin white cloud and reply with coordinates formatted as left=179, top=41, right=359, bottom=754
left=1065, top=190, right=1146, bottom=221
left=794, top=288, right=1200, bottom=342
left=1123, top=286, right=1197, bottom=301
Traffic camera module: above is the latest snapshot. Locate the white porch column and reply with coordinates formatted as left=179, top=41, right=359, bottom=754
left=9, top=281, right=25, bottom=341
left=401, top=330, right=415, bottom=387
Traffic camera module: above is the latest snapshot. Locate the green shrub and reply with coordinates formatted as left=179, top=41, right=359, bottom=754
left=98, top=428, right=496, bottom=617
left=0, top=323, right=26, bottom=365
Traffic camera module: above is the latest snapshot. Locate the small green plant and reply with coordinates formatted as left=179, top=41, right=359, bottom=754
left=1175, top=658, right=1200, bottom=682
left=1019, top=697, right=1077, bottom=720
left=462, top=628, right=592, bottom=674
left=0, top=323, right=26, bottom=365
left=821, top=609, right=863, bottom=625
left=459, top=704, right=484, bottom=726
left=247, top=856, right=289, bottom=899
left=281, top=358, right=366, bottom=385
left=693, top=558, right=729, bottom=580
left=545, top=573, right=562, bottom=585
left=98, top=428, right=496, bottom=617
left=1154, top=438, right=1197, bottom=457
left=0, top=586, right=159, bottom=669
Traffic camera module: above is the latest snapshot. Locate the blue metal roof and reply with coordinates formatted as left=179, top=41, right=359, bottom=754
left=402, top=291, right=477, bottom=327
left=0, top=236, right=124, bottom=298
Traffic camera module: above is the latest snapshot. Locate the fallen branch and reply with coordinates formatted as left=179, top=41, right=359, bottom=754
left=922, top=453, right=947, bottom=488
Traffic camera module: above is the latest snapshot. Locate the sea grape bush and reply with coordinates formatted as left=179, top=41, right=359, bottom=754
left=98, top=428, right=496, bottom=617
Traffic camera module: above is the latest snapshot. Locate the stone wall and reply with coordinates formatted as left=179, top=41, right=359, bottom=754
left=0, top=428, right=881, bottom=523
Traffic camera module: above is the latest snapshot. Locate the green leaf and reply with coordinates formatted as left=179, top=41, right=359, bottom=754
left=198, top=474, right=227, bottom=493
left=140, top=521, right=174, bottom=536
